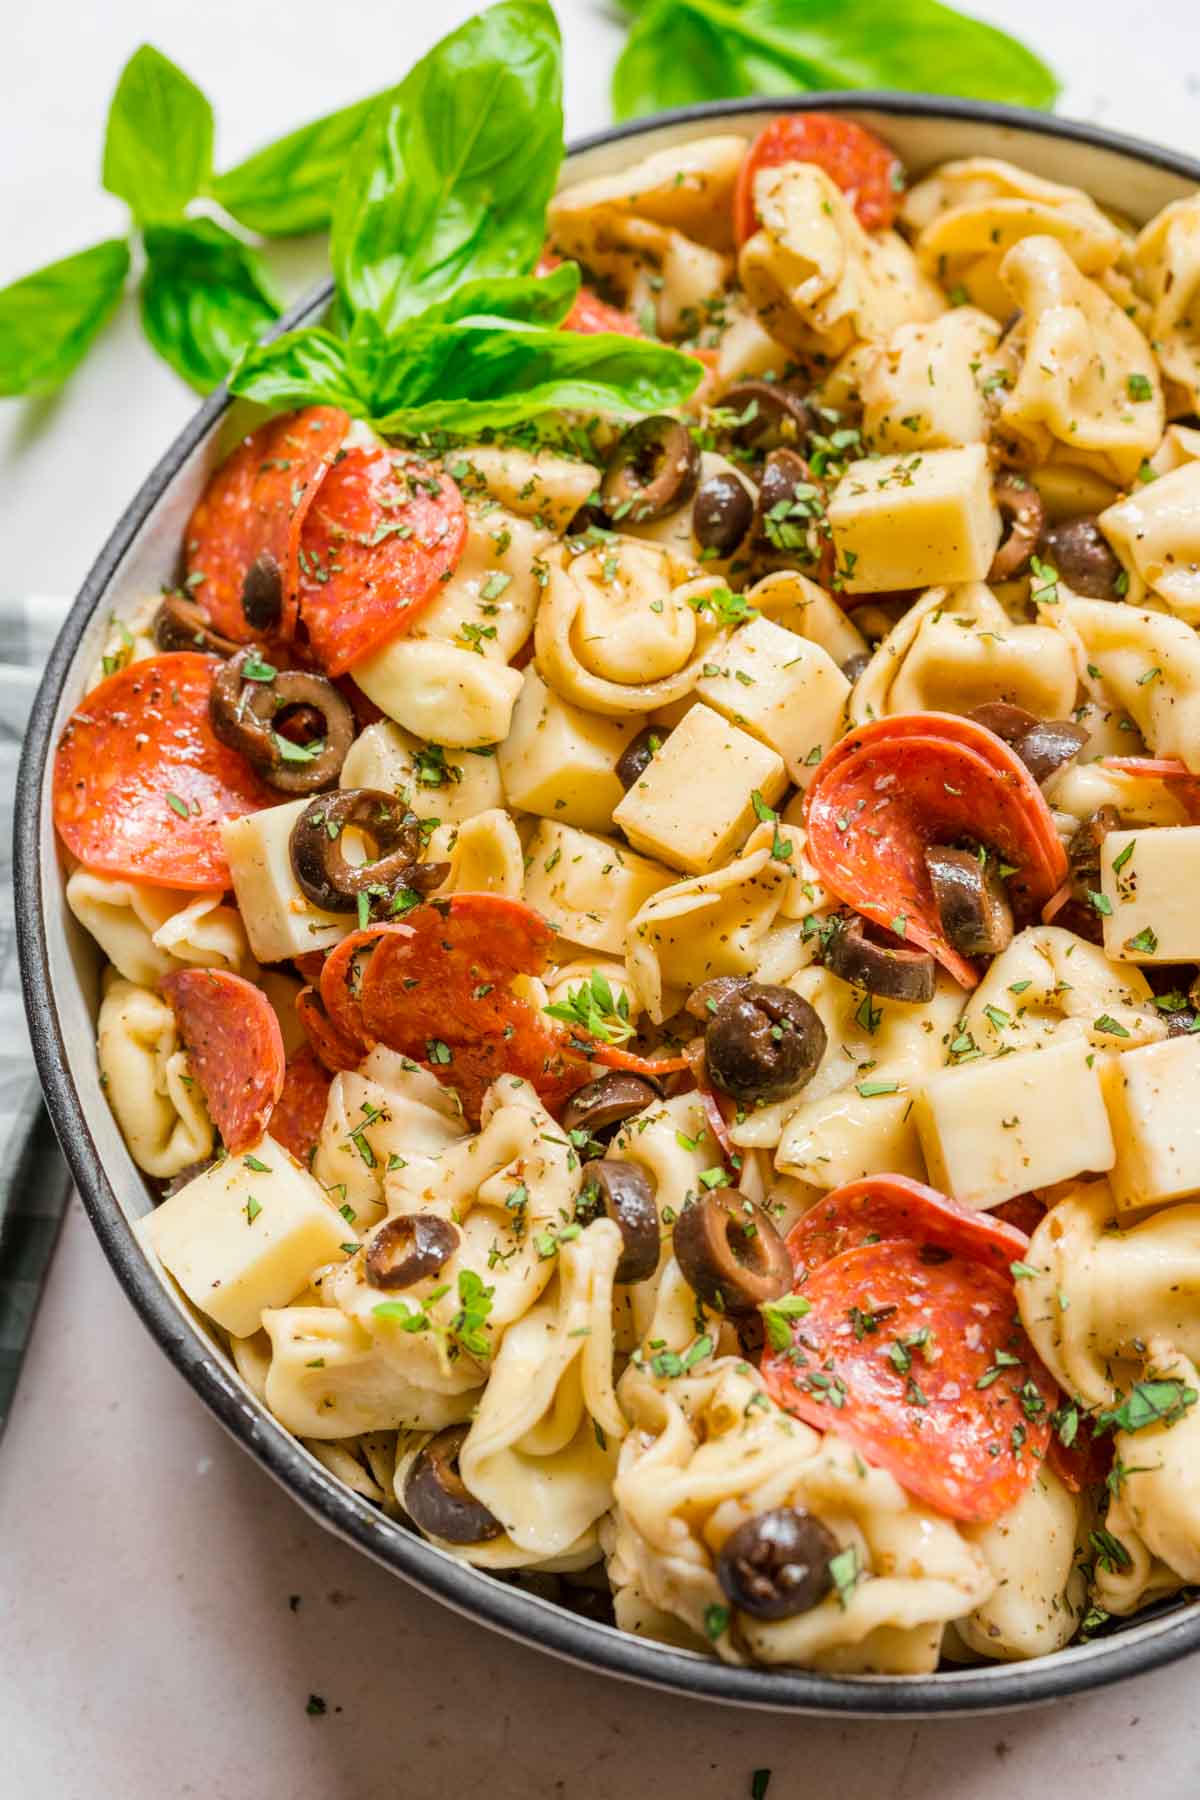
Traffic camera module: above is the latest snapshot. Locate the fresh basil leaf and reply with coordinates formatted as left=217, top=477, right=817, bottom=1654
left=141, top=218, right=281, bottom=393
left=613, top=0, right=1058, bottom=120
left=102, top=44, right=214, bottom=221
left=229, top=326, right=366, bottom=412
left=0, top=238, right=130, bottom=396
left=417, top=261, right=580, bottom=329
left=212, top=90, right=393, bottom=237
left=330, top=0, right=563, bottom=331
left=358, top=318, right=703, bottom=435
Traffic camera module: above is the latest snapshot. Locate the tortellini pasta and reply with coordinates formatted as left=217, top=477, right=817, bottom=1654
left=1100, top=462, right=1200, bottom=621
left=67, top=871, right=254, bottom=987
left=312, top=1054, right=468, bottom=1230
left=958, top=926, right=1164, bottom=1058
left=860, top=307, right=1004, bottom=452
left=352, top=636, right=524, bottom=748
left=948, top=1466, right=1087, bottom=1662
left=1132, top=197, right=1200, bottom=413
left=97, top=977, right=214, bottom=1178
left=1044, top=594, right=1200, bottom=770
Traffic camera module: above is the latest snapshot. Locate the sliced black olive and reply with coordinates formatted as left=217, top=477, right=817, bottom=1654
left=705, top=982, right=826, bottom=1104
left=1014, top=719, right=1089, bottom=785
left=693, top=471, right=755, bottom=556
left=289, top=788, right=444, bottom=913
left=209, top=649, right=355, bottom=793
left=840, top=650, right=872, bottom=685
left=925, top=846, right=1014, bottom=958
left=717, top=1507, right=839, bottom=1620
left=561, top=1073, right=659, bottom=1143
left=718, top=380, right=812, bottom=453
left=673, top=1191, right=792, bottom=1315
left=601, top=416, right=700, bottom=524
left=1038, top=517, right=1124, bottom=600
left=824, top=913, right=936, bottom=1004
left=578, top=1159, right=660, bottom=1284
left=153, top=592, right=242, bottom=657
left=404, top=1425, right=502, bottom=1545
left=241, top=550, right=283, bottom=632
left=988, top=474, right=1044, bottom=581
left=616, top=724, right=669, bottom=790
left=968, top=701, right=1039, bottom=746
left=752, top=448, right=823, bottom=554
left=366, top=1214, right=459, bottom=1290
left=1068, top=806, right=1121, bottom=885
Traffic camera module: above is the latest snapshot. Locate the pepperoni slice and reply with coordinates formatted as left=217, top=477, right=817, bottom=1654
left=761, top=1239, right=1055, bottom=1523
left=268, top=1046, right=332, bottom=1165
left=804, top=714, right=1068, bottom=988
left=294, top=447, right=467, bottom=677
left=184, top=405, right=349, bottom=643
left=734, top=114, right=903, bottom=242
left=297, top=985, right=367, bottom=1075
left=788, top=1174, right=1031, bottom=1282
left=1048, top=1421, right=1113, bottom=1496
left=591, top=1044, right=691, bottom=1077
left=318, top=922, right=415, bottom=1052
left=991, top=1193, right=1047, bottom=1237
left=359, top=894, right=589, bottom=1121
left=52, top=653, right=274, bottom=889
left=161, top=968, right=285, bottom=1154
left=536, top=252, right=642, bottom=336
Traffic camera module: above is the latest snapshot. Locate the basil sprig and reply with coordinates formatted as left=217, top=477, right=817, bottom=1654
left=229, top=0, right=705, bottom=433
left=0, top=240, right=130, bottom=396
left=612, top=0, right=1059, bottom=119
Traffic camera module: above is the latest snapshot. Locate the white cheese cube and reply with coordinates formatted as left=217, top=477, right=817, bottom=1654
left=522, top=821, right=673, bottom=954
left=497, top=670, right=646, bottom=832
left=340, top=720, right=503, bottom=825
left=222, top=801, right=348, bottom=966
left=913, top=1038, right=1115, bottom=1209
left=1102, top=1035, right=1200, bottom=1214
left=143, top=1139, right=351, bottom=1338
left=611, top=702, right=787, bottom=875
left=695, top=616, right=849, bottom=785
left=352, top=638, right=523, bottom=748
left=1099, top=826, right=1200, bottom=963
left=828, top=444, right=1002, bottom=592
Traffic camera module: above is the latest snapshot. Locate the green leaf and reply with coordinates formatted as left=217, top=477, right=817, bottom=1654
left=0, top=238, right=130, bottom=396
left=212, top=89, right=392, bottom=237
left=354, top=316, right=703, bottom=435
left=141, top=218, right=281, bottom=393
left=330, top=0, right=563, bottom=331
left=419, top=261, right=580, bottom=329
left=229, top=325, right=366, bottom=412
left=612, top=0, right=1058, bottom=121
left=102, top=44, right=214, bottom=221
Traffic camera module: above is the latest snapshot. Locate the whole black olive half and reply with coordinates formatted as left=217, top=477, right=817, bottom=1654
left=718, top=380, right=812, bottom=454
left=968, top=701, right=1039, bottom=747
left=241, top=550, right=283, bottom=632
left=752, top=448, right=823, bottom=555
left=1013, top=719, right=1089, bottom=786
left=366, top=1214, right=459, bottom=1291
left=693, top=470, right=755, bottom=557
left=404, top=1425, right=502, bottom=1545
left=1038, top=517, right=1125, bottom=600
left=717, top=1507, right=840, bottom=1620
left=561, top=1073, right=660, bottom=1143
left=823, top=914, right=936, bottom=1004
left=209, top=649, right=355, bottom=793
left=988, top=473, right=1044, bottom=581
left=673, top=1191, right=792, bottom=1315
left=289, top=788, right=446, bottom=913
left=616, top=725, right=669, bottom=791
left=577, top=1159, right=660, bottom=1285
left=704, top=983, right=826, bottom=1105
left=925, top=846, right=1014, bottom=959
left=601, top=416, right=700, bottom=524
left=153, top=591, right=243, bottom=657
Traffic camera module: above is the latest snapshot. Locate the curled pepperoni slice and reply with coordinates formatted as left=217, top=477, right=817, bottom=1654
left=734, top=114, right=903, bottom=242
left=52, top=653, right=274, bottom=889
left=359, top=894, right=589, bottom=1121
left=294, top=447, right=467, bottom=678
left=788, top=1174, right=1031, bottom=1282
left=184, top=405, right=349, bottom=643
left=761, top=1239, right=1055, bottom=1523
left=318, top=922, right=415, bottom=1052
left=590, top=1044, right=690, bottom=1077
left=536, top=252, right=642, bottom=336
left=297, top=985, right=366, bottom=1075
left=804, top=714, right=1068, bottom=988
left=268, top=1046, right=332, bottom=1165
left=161, top=968, right=285, bottom=1155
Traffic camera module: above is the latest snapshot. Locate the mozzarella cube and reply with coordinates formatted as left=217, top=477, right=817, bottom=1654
left=1099, top=826, right=1200, bottom=963
left=1102, top=1035, right=1200, bottom=1213
left=828, top=444, right=1002, bottom=592
left=498, top=670, right=646, bottom=832
left=913, top=1038, right=1115, bottom=1209
left=340, top=720, right=503, bottom=825
left=143, top=1139, right=351, bottom=1338
left=222, top=800, right=348, bottom=966
left=521, top=821, right=673, bottom=954
left=612, top=702, right=787, bottom=875
left=696, top=616, right=849, bottom=785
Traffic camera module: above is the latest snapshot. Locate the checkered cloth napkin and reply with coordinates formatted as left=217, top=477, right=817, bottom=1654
left=0, top=596, right=74, bottom=1435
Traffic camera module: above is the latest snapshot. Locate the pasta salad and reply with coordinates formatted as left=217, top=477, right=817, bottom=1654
left=52, top=102, right=1200, bottom=1676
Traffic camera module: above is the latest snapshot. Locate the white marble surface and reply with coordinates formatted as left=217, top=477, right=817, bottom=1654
left=4, top=2, right=1200, bottom=1793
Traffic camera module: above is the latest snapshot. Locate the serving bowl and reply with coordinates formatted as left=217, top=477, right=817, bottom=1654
left=17, top=94, right=1200, bottom=1716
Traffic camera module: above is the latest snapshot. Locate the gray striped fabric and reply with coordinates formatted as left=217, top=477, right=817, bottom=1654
left=0, top=596, right=73, bottom=1435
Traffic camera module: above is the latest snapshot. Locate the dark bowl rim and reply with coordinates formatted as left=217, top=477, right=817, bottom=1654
left=16, top=91, right=1200, bottom=1717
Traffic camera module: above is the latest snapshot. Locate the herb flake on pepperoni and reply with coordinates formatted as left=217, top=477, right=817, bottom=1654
left=53, top=652, right=274, bottom=890
left=184, top=405, right=349, bottom=643
left=161, top=968, right=285, bottom=1155
left=734, top=114, right=903, bottom=242
left=294, top=447, right=467, bottom=677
